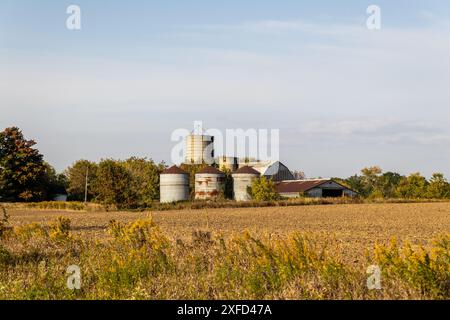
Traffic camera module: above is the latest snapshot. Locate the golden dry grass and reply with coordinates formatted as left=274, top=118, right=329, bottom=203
left=8, top=202, right=450, bottom=263
left=2, top=202, right=450, bottom=300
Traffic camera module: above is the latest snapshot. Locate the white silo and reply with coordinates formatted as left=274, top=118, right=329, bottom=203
left=185, top=134, right=214, bottom=165
left=160, top=166, right=190, bottom=203
left=195, top=166, right=225, bottom=200
left=232, top=166, right=260, bottom=201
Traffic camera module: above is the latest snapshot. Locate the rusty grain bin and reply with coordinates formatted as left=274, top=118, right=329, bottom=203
left=160, top=165, right=190, bottom=203
left=195, top=166, right=225, bottom=200
left=232, top=166, right=260, bottom=201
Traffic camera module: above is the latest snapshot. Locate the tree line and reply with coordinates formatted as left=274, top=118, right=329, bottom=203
left=65, top=157, right=166, bottom=208
left=0, top=127, right=165, bottom=208
left=335, top=166, right=450, bottom=200
left=1, top=127, right=450, bottom=207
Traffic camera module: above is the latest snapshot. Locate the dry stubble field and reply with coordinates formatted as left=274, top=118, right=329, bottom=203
left=8, top=202, right=450, bottom=263
left=2, top=202, right=450, bottom=299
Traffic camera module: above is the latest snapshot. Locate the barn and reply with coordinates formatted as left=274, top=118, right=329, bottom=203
left=275, top=179, right=357, bottom=198
left=249, top=161, right=295, bottom=182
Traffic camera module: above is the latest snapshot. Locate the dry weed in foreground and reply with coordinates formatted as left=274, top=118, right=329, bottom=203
left=0, top=215, right=448, bottom=300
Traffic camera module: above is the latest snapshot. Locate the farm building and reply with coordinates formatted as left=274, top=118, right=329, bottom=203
left=160, top=165, right=190, bottom=203
left=232, top=166, right=260, bottom=201
left=186, top=134, right=214, bottom=165
left=183, top=132, right=295, bottom=182
left=275, top=179, right=357, bottom=198
left=248, top=161, right=295, bottom=182
left=161, top=129, right=355, bottom=202
left=194, top=166, right=225, bottom=200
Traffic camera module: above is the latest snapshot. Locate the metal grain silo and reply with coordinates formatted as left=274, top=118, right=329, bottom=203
left=195, top=166, right=225, bottom=200
left=232, top=166, right=260, bottom=201
left=160, top=166, right=190, bottom=203
left=185, top=134, right=214, bottom=165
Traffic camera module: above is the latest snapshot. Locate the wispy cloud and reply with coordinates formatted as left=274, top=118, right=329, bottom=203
left=2, top=15, right=450, bottom=175
left=295, top=120, right=450, bottom=146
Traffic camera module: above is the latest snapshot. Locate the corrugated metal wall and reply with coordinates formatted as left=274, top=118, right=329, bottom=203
left=160, top=174, right=190, bottom=203
left=195, top=173, right=225, bottom=200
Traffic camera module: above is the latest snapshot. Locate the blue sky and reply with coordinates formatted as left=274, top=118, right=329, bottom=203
left=1, top=1, right=450, bottom=178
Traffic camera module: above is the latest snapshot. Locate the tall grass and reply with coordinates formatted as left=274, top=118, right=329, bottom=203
left=0, top=215, right=448, bottom=300
left=3, top=202, right=108, bottom=212
left=2, top=197, right=448, bottom=213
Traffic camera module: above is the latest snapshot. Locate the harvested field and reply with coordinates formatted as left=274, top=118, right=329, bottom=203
left=1, top=202, right=450, bottom=300
left=7, top=202, right=450, bottom=262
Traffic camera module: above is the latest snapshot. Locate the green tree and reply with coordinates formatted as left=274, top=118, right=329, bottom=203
left=360, top=166, right=383, bottom=197
left=379, top=171, right=404, bottom=198
left=251, top=176, right=279, bottom=201
left=221, top=167, right=234, bottom=200
left=344, top=175, right=366, bottom=196
left=426, top=173, right=450, bottom=199
left=92, top=159, right=137, bottom=208
left=44, top=162, right=68, bottom=198
left=122, top=157, right=166, bottom=206
left=395, top=173, right=428, bottom=199
left=0, top=127, right=48, bottom=201
left=345, top=167, right=404, bottom=199
left=65, top=160, right=98, bottom=201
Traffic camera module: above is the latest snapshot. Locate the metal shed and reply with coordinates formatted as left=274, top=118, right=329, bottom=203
left=275, top=179, right=357, bottom=198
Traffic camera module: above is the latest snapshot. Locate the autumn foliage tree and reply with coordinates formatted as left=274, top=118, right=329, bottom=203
left=0, top=127, right=49, bottom=201
left=343, top=167, right=450, bottom=200
left=395, top=173, right=428, bottom=199
left=426, top=173, right=450, bottom=199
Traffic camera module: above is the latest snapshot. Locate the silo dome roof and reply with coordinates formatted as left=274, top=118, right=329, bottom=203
left=162, top=165, right=188, bottom=175
left=233, top=166, right=261, bottom=175
left=197, top=166, right=224, bottom=174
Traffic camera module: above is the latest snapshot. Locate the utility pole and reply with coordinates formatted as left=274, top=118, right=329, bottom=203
left=84, top=166, right=89, bottom=204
